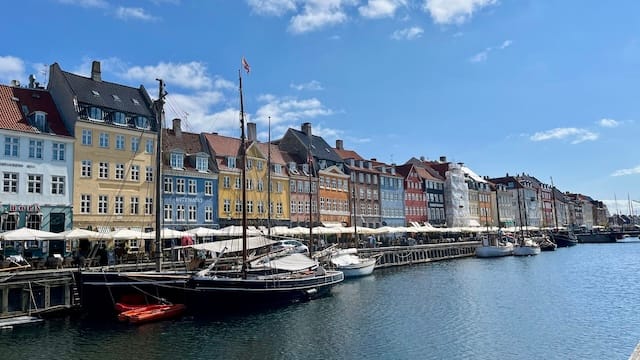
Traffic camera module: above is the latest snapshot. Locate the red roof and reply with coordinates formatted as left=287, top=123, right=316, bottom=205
left=0, top=85, right=70, bottom=136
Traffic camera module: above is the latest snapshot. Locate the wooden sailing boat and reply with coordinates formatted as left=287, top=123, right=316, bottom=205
left=549, top=177, right=577, bottom=247
left=475, top=183, right=513, bottom=258
left=185, top=61, right=343, bottom=311
left=512, top=181, right=540, bottom=256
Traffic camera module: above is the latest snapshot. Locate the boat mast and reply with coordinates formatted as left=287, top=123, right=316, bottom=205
left=516, top=183, right=524, bottom=241
left=267, top=116, right=271, bottom=238
left=352, top=176, right=358, bottom=248
left=307, top=133, right=313, bottom=253
left=239, top=69, right=248, bottom=278
left=550, top=177, right=559, bottom=230
left=154, top=78, right=166, bottom=272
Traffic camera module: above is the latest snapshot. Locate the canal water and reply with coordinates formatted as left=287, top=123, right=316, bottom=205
left=2, top=239, right=640, bottom=360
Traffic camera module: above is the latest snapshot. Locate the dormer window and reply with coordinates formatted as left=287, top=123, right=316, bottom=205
left=319, top=160, right=327, bottom=169
left=134, top=116, right=149, bottom=129
left=32, top=111, right=47, bottom=131
left=112, top=112, right=127, bottom=126
left=170, top=152, right=184, bottom=170
left=227, top=156, right=236, bottom=168
left=196, top=156, right=208, bottom=172
left=88, top=107, right=103, bottom=121
left=131, top=98, right=140, bottom=105
left=91, top=90, right=100, bottom=97
left=274, top=164, right=283, bottom=174
left=112, top=94, right=121, bottom=102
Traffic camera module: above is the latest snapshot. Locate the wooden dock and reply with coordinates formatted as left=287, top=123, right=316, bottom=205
left=358, top=241, right=479, bottom=268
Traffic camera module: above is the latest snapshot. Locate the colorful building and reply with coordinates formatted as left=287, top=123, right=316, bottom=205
left=0, top=82, right=74, bottom=233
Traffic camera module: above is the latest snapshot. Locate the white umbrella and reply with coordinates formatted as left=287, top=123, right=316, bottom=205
left=0, top=227, right=63, bottom=240
left=218, top=225, right=262, bottom=237
left=60, top=228, right=110, bottom=240
left=109, top=228, right=146, bottom=240
left=185, top=227, right=220, bottom=237
left=143, top=228, right=191, bottom=239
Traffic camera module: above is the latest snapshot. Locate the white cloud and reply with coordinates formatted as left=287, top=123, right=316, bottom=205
left=0, top=55, right=25, bottom=83
left=423, top=0, right=497, bottom=25
left=469, top=48, right=490, bottom=62
left=121, top=61, right=212, bottom=90
left=214, top=77, right=236, bottom=90
left=611, top=165, right=640, bottom=177
left=255, top=94, right=334, bottom=125
left=499, top=39, right=512, bottom=49
left=288, top=0, right=352, bottom=34
left=598, top=118, right=620, bottom=128
left=530, top=127, right=599, bottom=144
left=290, top=80, right=324, bottom=91
left=390, top=26, right=424, bottom=40
left=57, top=0, right=108, bottom=8
left=359, top=0, right=406, bottom=19
left=115, top=7, right=158, bottom=21
left=247, top=0, right=297, bottom=16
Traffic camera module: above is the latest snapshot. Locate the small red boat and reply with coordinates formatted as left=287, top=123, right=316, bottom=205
left=127, top=304, right=186, bottom=324
left=114, top=302, right=158, bottom=313
left=117, top=304, right=169, bottom=322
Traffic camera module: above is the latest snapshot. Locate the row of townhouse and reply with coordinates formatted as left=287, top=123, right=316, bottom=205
left=0, top=60, right=609, bottom=234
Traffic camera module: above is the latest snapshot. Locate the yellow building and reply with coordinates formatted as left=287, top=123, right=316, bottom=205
left=48, top=61, right=157, bottom=235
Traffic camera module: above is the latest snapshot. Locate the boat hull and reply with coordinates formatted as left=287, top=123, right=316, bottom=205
left=513, top=245, right=541, bottom=256
left=476, top=245, right=513, bottom=258
left=336, top=258, right=376, bottom=277
left=576, top=233, right=617, bottom=243
left=551, top=233, right=578, bottom=247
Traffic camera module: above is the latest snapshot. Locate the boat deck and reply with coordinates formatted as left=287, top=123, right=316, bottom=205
left=0, top=315, right=44, bottom=329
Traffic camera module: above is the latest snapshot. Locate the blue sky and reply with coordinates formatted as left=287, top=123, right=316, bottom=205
left=2, top=0, right=639, bottom=214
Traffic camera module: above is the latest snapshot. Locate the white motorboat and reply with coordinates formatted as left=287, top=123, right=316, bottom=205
left=329, top=248, right=377, bottom=277
left=513, top=238, right=541, bottom=256
left=475, top=236, right=514, bottom=258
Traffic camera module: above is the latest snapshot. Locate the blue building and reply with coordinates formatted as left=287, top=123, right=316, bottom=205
left=162, top=118, right=218, bottom=230
left=376, top=162, right=405, bottom=227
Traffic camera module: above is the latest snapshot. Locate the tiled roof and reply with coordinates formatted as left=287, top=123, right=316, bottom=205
left=163, top=129, right=206, bottom=172
left=0, top=85, right=70, bottom=136
left=334, top=148, right=363, bottom=161
left=58, top=66, right=154, bottom=118
left=202, top=132, right=241, bottom=171
left=254, top=142, right=286, bottom=165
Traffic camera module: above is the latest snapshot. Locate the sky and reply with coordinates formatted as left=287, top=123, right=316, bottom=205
left=1, top=0, right=639, bottom=215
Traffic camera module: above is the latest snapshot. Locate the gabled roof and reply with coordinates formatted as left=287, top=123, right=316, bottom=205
left=334, top=148, right=363, bottom=161
left=202, top=132, right=241, bottom=171
left=163, top=128, right=208, bottom=172
left=54, top=64, right=153, bottom=118
left=254, top=142, right=286, bottom=166
left=404, top=158, right=445, bottom=181
left=0, top=85, right=70, bottom=137
left=289, top=128, right=343, bottom=163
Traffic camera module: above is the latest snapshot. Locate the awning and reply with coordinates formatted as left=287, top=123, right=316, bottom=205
left=322, top=222, right=345, bottom=228
left=468, top=220, right=481, bottom=227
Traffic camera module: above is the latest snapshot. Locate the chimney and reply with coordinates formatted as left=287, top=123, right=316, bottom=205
left=28, top=74, right=36, bottom=88
left=371, top=158, right=377, bottom=162
left=172, top=118, right=182, bottom=137
left=439, top=156, right=447, bottom=163
left=247, top=122, right=257, bottom=142
left=10, top=80, right=20, bottom=87
left=302, top=122, right=312, bottom=137
left=420, top=156, right=425, bottom=161
left=336, top=139, right=343, bottom=150
left=91, top=61, right=102, bottom=82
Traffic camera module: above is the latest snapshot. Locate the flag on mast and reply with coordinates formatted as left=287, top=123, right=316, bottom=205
left=242, top=57, right=251, bottom=73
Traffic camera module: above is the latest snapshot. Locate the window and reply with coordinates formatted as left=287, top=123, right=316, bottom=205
left=176, top=205, right=185, bottom=221
left=1, top=213, right=18, bottom=231
left=3, top=172, right=18, bottom=193
left=115, top=164, right=124, bottom=180
left=291, top=200, right=296, bottom=214
left=98, top=162, right=109, bottom=179
left=196, top=157, right=208, bottom=172
left=223, top=199, right=231, bottom=214
left=115, top=135, right=125, bottom=150
left=28, top=140, right=43, bottom=159
left=273, top=164, right=282, bottom=174
left=257, top=201, right=265, bottom=214
left=52, top=143, right=65, bottom=161
left=114, top=196, right=123, bottom=215
left=290, top=180, right=296, bottom=193
left=88, top=107, right=103, bottom=121
left=164, top=204, right=173, bottom=221
left=227, top=157, right=236, bottom=168
left=204, top=181, right=213, bottom=195
left=164, top=177, right=173, bottom=193
left=135, top=116, right=149, bottom=129
left=51, top=176, right=64, bottom=195
left=81, top=129, right=92, bottom=145
left=171, top=152, right=184, bottom=169
left=277, top=182, right=283, bottom=193
left=99, top=133, right=109, bottom=148
left=4, top=136, right=19, bottom=156
left=131, top=137, right=139, bottom=152
left=33, top=112, right=46, bottom=130
left=146, top=166, right=153, bottom=182
left=81, top=160, right=92, bottom=178
left=112, top=112, right=126, bottom=125
left=188, top=206, right=197, bottom=222
left=188, top=179, right=197, bottom=194
left=276, top=202, right=283, bottom=215
left=145, top=197, right=153, bottom=215
left=98, top=195, right=108, bottom=214
left=130, top=165, right=140, bottom=181
left=81, top=194, right=91, bottom=214
left=257, top=160, right=263, bottom=170
left=257, top=179, right=264, bottom=192
left=205, top=206, right=213, bottom=222
left=235, top=200, right=242, bottom=213
left=234, top=177, right=241, bottom=189
left=247, top=201, right=253, bottom=214
left=176, top=178, right=185, bottom=193
left=246, top=179, right=253, bottom=190
left=130, top=197, right=139, bottom=215
left=223, top=176, right=230, bottom=188
left=246, top=159, right=252, bottom=169
left=26, top=174, right=42, bottom=194
left=145, top=139, right=154, bottom=154
left=26, top=213, right=42, bottom=229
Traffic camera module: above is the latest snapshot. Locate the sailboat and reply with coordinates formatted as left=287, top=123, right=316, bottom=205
left=548, top=178, right=577, bottom=247
left=512, top=182, right=540, bottom=256
left=183, top=63, right=343, bottom=310
left=475, top=183, right=513, bottom=258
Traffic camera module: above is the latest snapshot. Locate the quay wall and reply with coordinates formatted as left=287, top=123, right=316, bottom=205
left=357, top=241, right=479, bottom=268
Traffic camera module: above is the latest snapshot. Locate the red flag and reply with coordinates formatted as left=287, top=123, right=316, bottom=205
left=242, top=57, right=250, bottom=73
